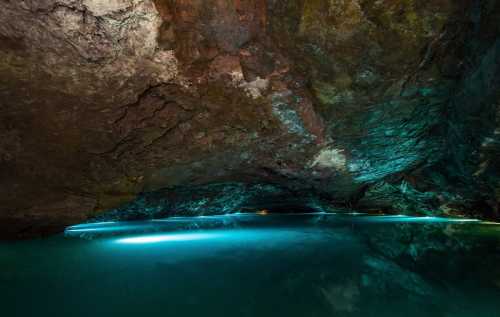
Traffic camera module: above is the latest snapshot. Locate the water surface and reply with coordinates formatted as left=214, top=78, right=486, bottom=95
left=2, top=214, right=500, bottom=317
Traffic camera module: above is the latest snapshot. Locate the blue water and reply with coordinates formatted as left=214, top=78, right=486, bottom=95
left=1, top=214, right=499, bottom=317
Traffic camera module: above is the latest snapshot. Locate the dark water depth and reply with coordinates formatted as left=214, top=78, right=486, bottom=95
left=1, top=214, right=500, bottom=317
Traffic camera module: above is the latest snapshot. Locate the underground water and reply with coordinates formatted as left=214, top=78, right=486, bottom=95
left=2, top=213, right=499, bottom=317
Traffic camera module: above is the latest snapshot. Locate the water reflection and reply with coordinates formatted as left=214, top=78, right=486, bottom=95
left=2, top=214, right=499, bottom=317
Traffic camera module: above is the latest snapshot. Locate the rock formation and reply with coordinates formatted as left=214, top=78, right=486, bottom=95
left=1, top=0, right=499, bottom=237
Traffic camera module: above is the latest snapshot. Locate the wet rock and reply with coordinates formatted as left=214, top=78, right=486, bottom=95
left=91, top=182, right=336, bottom=221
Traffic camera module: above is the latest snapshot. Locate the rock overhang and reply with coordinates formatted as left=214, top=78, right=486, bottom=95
left=0, top=0, right=499, bottom=238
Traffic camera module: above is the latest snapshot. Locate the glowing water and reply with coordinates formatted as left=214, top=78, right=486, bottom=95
left=2, top=214, right=499, bottom=317
left=116, top=233, right=220, bottom=244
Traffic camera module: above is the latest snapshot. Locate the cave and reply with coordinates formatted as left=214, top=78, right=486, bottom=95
left=1, top=1, right=499, bottom=316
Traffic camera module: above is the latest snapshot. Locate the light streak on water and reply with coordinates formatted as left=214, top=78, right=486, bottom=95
left=116, top=233, right=221, bottom=244
left=64, top=213, right=488, bottom=240
left=358, top=215, right=481, bottom=223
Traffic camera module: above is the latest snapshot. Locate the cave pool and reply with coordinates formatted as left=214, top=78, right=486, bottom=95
left=1, top=213, right=499, bottom=317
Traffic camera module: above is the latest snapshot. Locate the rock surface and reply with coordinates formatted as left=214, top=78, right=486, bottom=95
left=0, top=0, right=499, bottom=237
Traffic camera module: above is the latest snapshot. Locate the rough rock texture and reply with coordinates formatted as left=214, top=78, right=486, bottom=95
left=0, top=0, right=499, bottom=237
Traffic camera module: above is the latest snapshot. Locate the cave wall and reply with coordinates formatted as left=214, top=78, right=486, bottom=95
left=0, top=0, right=498, bottom=236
